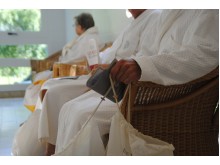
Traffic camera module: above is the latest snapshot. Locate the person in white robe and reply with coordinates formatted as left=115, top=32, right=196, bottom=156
left=37, top=9, right=158, bottom=155
left=23, top=12, right=103, bottom=112
left=55, top=9, right=218, bottom=155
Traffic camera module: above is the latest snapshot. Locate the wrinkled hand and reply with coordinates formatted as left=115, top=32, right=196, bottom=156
left=110, top=59, right=141, bottom=84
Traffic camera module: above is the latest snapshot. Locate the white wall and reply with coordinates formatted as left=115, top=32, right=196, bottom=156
left=105, top=9, right=133, bottom=41
left=41, top=9, right=66, bottom=55
left=64, top=9, right=132, bottom=44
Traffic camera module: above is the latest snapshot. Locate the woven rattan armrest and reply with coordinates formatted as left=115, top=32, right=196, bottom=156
left=31, top=50, right=62, bottom=73
left=121, top=67, right=219, bottom=155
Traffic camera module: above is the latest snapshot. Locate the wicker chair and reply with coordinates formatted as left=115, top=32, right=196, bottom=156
left=31, top=50, right=62, bottom=73
left=30, top=42, right=113, bottom=74
left=121, top=67, right=219, bottom=156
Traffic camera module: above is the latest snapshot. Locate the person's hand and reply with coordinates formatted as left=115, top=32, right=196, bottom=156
left=110, top=59, right=141, bottom=84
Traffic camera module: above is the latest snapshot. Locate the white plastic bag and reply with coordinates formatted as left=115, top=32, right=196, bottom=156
left=12, top=109, right=46, bottom=156
left=106, top=111, right=175, bottom=156
left=106, top=78, right=174, bottom=156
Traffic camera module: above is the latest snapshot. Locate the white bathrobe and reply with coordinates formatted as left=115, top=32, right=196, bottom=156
left=23, top=26, right=103, bottom=112
left=37, top=9, right=159, bottom=145
left=38, top=75, right=90, bottom=144
left=55, top=9, right=219, bottom=154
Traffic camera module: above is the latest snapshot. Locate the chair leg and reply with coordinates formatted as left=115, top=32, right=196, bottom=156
left=45, top=143, right=56, bottom=156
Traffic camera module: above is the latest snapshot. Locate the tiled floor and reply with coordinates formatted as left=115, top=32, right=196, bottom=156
left=0, top=98, right=31, bottom=156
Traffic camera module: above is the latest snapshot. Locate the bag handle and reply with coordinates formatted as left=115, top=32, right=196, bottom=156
left=80, top=85, right=112, bottom=131
left=109, top=76, right=131, bottom=122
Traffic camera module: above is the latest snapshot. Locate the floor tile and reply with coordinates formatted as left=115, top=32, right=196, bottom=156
left=0, top=98, right=31, bottom=156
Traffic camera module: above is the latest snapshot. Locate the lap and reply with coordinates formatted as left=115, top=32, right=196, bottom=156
left=38, top=75, right=90, bottom=144
left=56, top=90, right=117, bottom=152
left=40, top=74, right=90, bottom=101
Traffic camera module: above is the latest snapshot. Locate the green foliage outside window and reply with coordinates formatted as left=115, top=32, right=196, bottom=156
left=0, top=9, right=47, bottom=85
left=0, top=9, right=40, bottom=31
left=0, top=67, right=31, bottom=85
left=0, top=44, right=47, bottom=59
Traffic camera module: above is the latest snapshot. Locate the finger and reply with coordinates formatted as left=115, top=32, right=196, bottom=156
left=120, top=68, right=140, bottom=84
left=123, top=78, right=131, bottom=84
left=110, top=62, right=121, bottom=81
left=110, top=60, right=125, bottom=81
left=115, top=65, right=127, bottom=82
left=120, top=69, right=129, bottom=83
left=121, top=70, right=135, bottom=84
left=115, top=60, right=132, bottom=82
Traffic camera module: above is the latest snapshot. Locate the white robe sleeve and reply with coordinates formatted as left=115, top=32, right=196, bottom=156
left=133, top=10, right=219, bottom=85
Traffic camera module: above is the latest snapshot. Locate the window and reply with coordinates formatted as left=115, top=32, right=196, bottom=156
left=0, top=9, right=47, bottom=89
left=0, top=44, right=47, bottom=59
left=0, top=9, right=47, bottom=60
left=0, top=44, right=47, bottom=85
left=0, top=67, right=31, bottom=85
